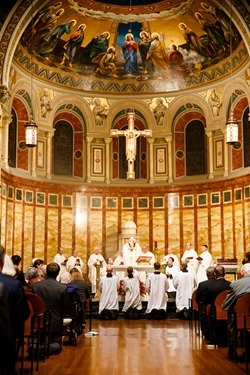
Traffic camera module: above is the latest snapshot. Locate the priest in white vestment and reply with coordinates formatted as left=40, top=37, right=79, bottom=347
left=53, top=247, right=67, bottom=277
left=162, top=247, right=180, bottom=270
left=196, top=244, right=214, bottom=285
left=181, top=243, right=198, bottom=281
left=66, top=250, right=84, bottom=274
left=123, top=237, right=141, bottom=266
left=113, top=250, right=125, bottom=281
left=98, top=266, right=120, bottom=314
left=137, top=246, right=156, bottom=283
left=122, top=266, right=142, bottom=312
left=87, top=246, right=107, bottom=294
left=173, top=261, right=195, bottom=313
left=145, top=262, right=169, bottom=314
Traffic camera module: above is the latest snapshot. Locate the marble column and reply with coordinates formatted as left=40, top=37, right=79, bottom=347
left=148, top=138, right=154, bottom=184
left=31, top=147, right=36, bottom=176
left=0, top=86, right=11, bottom=169
left=206, top=130, right=214, bottom=179
left=105, top=138, right=111, bottom=184
left=165, top=136, right=173, bottom=183
left=45, top=131, right=53, bottom=179
left=86, top=136, right=93, bottom=183
left=222, top=129, right=229, bottom=176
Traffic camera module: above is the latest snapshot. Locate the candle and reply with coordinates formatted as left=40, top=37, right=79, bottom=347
left=154, top=241, right=158, bottom=248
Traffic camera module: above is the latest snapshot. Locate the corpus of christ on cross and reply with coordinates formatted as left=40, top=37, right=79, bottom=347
left=110, top=109, right=152, bottom=180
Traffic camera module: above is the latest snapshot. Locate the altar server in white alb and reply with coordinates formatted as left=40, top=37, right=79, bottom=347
left=67, top=250, right=84, bottom=274
left=87, top=246, right=107, bottom=295
left=145, top=262, right=169, bottom=315
left=173, top=261, right=195, bottom=314
left=181, top=242, right=198, bottom=279
left=98, top=266, right=120, bottom=315
left=122, top=266, right=142, bottom=313
left=123, top=237, right=141, bottom=266
left=196, top=244, right=214, bottom=285
left=53, top=247, right=67, bottom=276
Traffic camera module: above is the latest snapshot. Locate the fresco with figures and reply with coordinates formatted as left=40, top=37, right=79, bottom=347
left=14, top=0, right=246, bottom=94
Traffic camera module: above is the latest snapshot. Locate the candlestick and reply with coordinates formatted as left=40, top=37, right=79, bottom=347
left=154, top=241, right=158, bottom=248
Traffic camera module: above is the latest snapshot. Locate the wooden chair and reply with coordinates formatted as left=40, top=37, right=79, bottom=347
left=209, top=290, right=228, bottom=348
left=20, top=300, right=33, bottom=375
left=233, top=293, right=250, bottom=370
left=188, top=289, right=200, bottom=335
left=24, top=292, right=51, bottom=373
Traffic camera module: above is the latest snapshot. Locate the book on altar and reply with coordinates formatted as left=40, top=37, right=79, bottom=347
left=136, top=256, right=152, bottom=264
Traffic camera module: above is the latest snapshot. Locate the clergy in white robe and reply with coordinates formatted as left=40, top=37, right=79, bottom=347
left=162, top=247, right=180, bottom=270
left=66, top=250, right=84, bottom=274
left=173, top=261, right=195, bottom=312
left=53, top=247, right=67, bottom=276
left=165, top=257, right=179, bottom=297
left=137, top=246, right=156, bottom=283
left=196, top=244, right=214, bottom=285
left=98, top=266, right=120, bottom=314
left=181, top=243, right=198, bottom=281
left=87, top=247, right=107, bottom=294
left=145, top=262, right=169, bottom=313
left=122, top=267, right=142, bottom=312
left=123, top=237, right=141, bottom=266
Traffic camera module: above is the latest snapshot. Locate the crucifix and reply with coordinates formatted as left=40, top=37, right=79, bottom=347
left=110, top=108, right=152, bottom=180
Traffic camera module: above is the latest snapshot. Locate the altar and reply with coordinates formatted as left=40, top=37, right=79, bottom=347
left=113, top=264, right=154, bottom=281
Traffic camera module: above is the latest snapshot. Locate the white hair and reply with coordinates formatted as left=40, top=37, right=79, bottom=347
left=2, top=254, right=16, bottom=277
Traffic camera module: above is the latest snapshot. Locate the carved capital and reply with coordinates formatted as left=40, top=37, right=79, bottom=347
left=0, top=85, right=9, bottom=105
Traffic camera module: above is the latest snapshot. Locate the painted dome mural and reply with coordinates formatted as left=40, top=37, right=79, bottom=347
left=14, top=0, right=246, bottom=94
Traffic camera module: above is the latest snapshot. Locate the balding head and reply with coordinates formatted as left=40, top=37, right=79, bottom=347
left=242, top=263, right=250, bottom=276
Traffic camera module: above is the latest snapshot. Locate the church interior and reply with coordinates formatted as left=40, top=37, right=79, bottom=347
left=1, top=0, right=250, bottom=374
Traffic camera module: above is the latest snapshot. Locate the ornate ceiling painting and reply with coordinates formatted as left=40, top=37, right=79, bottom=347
left=15, top=0, right=246, bottom=94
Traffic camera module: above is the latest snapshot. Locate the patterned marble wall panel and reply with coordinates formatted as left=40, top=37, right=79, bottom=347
left=34, top=207, right=45, bottom=260
left=1, top=198, right=6, bottom=250
left=223, top=205, right=234, bottom=259
left=244, top=201, right=250, bottom=251
left=137, top=210, right=149, bottom=250
left=61, top=209, right=73, bottom=256
left=75, top=212, right=88, bottom=265
left=23, top=206, right=34, bottom=272
left=13, top=202, right=23, bottom=255
left=234, top=203, right=244, bottom=262
left=47, top=208, right=59, bottom=263
left=121, top=211, right=134, bottom=230
left=105, top=211, right=118, bottom=259
left=196, top=208, right=209, bottom=254
left=6, top=201, right=14, bottom=254
left=89, top=210, right=103, bottom=259
left=168, top=210, right=181, bottom=259
left=182, top=209, right=195, bottom=251
left=210, top=206, right=222, bottom=261
left=152, top=210, right=165, bottom=261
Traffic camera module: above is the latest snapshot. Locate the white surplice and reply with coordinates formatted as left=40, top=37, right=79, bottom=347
left=173, top=270, right=195, bottom=311
left=145, top=272, right=169, bottom=313
left=87, top=253, right=107, bottom=293
left=196, top=250, right=214, bottom=285
left=98, top=275, right=120, bottom=314
left=122, top=275, right=142, bottom=312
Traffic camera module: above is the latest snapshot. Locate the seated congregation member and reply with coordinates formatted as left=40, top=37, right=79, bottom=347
left=222, top=263, right=250, bottom=357
left=145, top=262, right=169, bottom=319
left=98, top=265, right=120, bottom=320
left=0, top=245, right=30, bottom=375
left=25, top=258, right=45, bottom=282
left=70, top=267, right=91, bottom=327
left=122, top=266, right=142, bottom=319
left=11, top=255, right=27, bottom=286
left=173, top=261, right=195, bottom=319
left=32, top=262, right=70, bottom=354
left=196, top=266, right=216, bottom=306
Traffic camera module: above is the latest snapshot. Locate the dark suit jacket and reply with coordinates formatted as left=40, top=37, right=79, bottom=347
left=206, top=278, right=230, bottom=305
left=196, top=278, right=216, bottom=305
left=0, top=272, right=30, bottom=338
left=33, top=277, right=69, bottom=333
